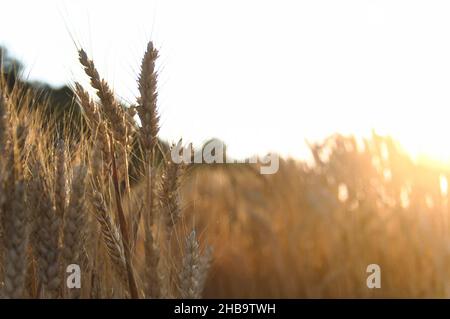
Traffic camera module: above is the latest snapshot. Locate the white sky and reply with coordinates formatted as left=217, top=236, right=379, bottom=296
left=2, top=0, right=450, bottom=161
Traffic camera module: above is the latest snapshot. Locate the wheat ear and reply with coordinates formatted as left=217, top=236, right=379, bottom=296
left=78, top=49, right=127, bottom=145
left=137, top=41, right=160, bottom=154
left=31, top=165, right=61, bottom=298
left=179, top=230, right=202, bottom=299
left=74, top=82, right=101, bottom=128
left=2, top=181, right=28, bottom=298
left=62, top=165, right=88, bottom=298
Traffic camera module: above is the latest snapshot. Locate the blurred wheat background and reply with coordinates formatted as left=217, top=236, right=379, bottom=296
left=2, top=1, right=450, bottom=299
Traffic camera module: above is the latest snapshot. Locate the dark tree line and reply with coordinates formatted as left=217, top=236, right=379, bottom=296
left=0, top=46, right=82, bottom=138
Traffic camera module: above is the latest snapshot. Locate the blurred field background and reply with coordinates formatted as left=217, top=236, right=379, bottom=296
left=191, top=134, right=450, bottom=298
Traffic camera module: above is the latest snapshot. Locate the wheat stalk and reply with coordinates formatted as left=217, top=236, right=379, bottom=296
left=0, top=91, right=9, bottom=283
left=159, top=155, right=183, bottom=239
left=109, top=136, right=139, bottom=298
left=0, top=91, right=8, bottom=156
left=55, top=139, right=67, bottom=219
left=143, top=226, right=161, bottom=298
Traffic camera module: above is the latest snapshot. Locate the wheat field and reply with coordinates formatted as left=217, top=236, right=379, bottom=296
left=1, top=41, right=450, bottom=299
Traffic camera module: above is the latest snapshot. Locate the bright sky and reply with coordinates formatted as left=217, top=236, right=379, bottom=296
left=2, top=0, right=450, bottom=161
